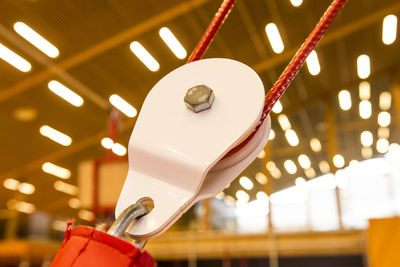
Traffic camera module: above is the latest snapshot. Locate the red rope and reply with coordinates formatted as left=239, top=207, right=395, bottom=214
left=186, top=0, right=236, bottom=63
left=186, top=0, right=347, bottom=158
left=224, top=0, right=348, bottom=158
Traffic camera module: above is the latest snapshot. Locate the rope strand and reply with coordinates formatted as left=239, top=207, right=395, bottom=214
left=186, top=0, right=347, bottom=158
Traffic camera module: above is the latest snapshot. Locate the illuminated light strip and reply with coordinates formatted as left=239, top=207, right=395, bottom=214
left=277, top=114, right=291, bottom=131
left=310, top=138, right=322, bottom=152
left=42, top=162, right=71, bottom=179
left=333, top=154, right=345, bottom=168
left=7, top=199, right=36, bottom=214
left=338, top=90, right=351, bottom=111
left=78, top=209, right=95, bottom=221
left=290, top=0, right=303, bottom=7
left=306, top=50, right=320, bottom=75
left=357, top=54, right=370, bottom=79
left=359, top=100, right=371, bottom=119
left=130, top=41, right=160, bottom=71
left=239, top=176, right=254, bottom=190
left=101, top=137, right=114, bottom=149
left=14, top=22, right=59, bottom=58
left=18, top=182, right=35, bottom=195
left=48, top=80, right=84, bottom=107
left=40, top=125, right=72, bottom=146
left=54, top=180, right=78, bottom=195
left=360, top=131, right=373, bottom=147
left=109, top=94, right=137, bottom=118
left=265, top=23, right=284, bottom=54
left=159, top=27, right=187, bottom=59
left=0, top=43, right=31, bottom=72
left=3, top=178, right=19, bottom=190
left=272, top=100, right=282, bottom=113
left=298, top=154, right=311, bottom=169
left=112, top=143, right=127, bottom=156
left=284, top=160, right=297, bottom=174
left=382, top=15, right=397, bottom=45
left=285, top=129, right=299, bottom=146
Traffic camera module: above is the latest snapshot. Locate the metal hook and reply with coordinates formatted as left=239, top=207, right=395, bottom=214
left=107, top=199, right=153, bottom=249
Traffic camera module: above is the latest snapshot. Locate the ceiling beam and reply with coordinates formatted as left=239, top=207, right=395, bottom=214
left=0, top=0, right=212, bottom=103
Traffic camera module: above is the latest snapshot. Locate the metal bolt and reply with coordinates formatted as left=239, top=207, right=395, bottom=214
left=184, top=84, right=215, bottom=113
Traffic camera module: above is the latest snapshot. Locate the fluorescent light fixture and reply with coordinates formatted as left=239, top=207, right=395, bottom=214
left=159, top=27, right=187, bottom=59
left=3, top=178, right=20, bottom=190
left=257, top=150, right=266, bottom=159
left=15, top=201, right=35, bottom=214
left=382, top=15, right=397, bottom=45
left=52, top=220, right=69, bottom=232
left=7, top=199, right=18, bottom=210
left=112, top=143, right=127, bottom=156
left=359, top=100, right=372, bottom=119
left=266, top=161, right=276, bottom=171
left=266, top=161, right=282, bottom=179
left=265, top=23, right=284, bottom=54
left=18, top=182, right=35, bottom=195
left=101, top=137, right=114, bottom=149
left=349, top=160, right=359, bottom=166
left=285, top=129, right=299, bottom=146
left=333, top=154, right=345, bottom=168
left=357, top=54, right=370, bottom=79
left=236, top=190, right=249, bottom=202
left=359, top=81, right=370, bottom=100
left=304, top=167, right=316, bottom=178
left=378, top=111, right=391, bottom=127
left=319, top=160, right=330, bottom=174
left=255, top=172, right=268, bottom=185
left=378, top=127, right=390, bottom=139
left=310, top=138, right=322, bottom=152
left=215, top=191, right=225, bottom=200
left=338, top=90, right=352, bottom=111
left=306, top=50, right=320, bottom=75
left=284, top=159, right=297, bottom=174
left=48, top=80, right=83, bottom=107
left=298, top=154, right=311, bottom=169
left=42, top=162, right=71, bottom=179
left=360, top=131, right=373, bottom=147
left=295, top=177, right=306, bottom=186
left=14, top=22, right=59, bottom=58
left=290, top=0, right=303, bottom=7
left=389, top=143, right=400, bottom=155
left=78, top=209, right=95, bottom=221
left=68, top=198, right=81, bottom=209
left=239, top=176, right=254, bottom=190
left=272, top=100, right=283, bottom=113
left=109, top=94, right=137, bottom=118
left=54, top=180, right=78, bottom=195
left=129, top=41, right=160, bottom=71
left=379, top=91, right=391, bottom=110
left=377, top=138, right=389, bottom=153
left=361, top=146, right=373, bottom=158
left=268, top=129, right=275, bottom=140
left=224, top=195, right=235, bottom=206
left=277, top=114, right=291, bottom=131
left=256, top=191, right=269, bottom=201
left=40, top=125, right=72, bottom=146
left=0, top=43, right=31, bottom=72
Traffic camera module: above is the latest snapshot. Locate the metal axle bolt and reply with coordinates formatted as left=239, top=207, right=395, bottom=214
left=184, top=84, right=215, bottom=113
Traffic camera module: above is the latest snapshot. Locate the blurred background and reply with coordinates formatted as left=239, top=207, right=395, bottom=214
left=1, top=0, right=400, bottom=266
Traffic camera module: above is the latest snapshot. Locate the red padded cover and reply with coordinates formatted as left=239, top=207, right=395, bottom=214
left=51, top=226, right=155, bottom=267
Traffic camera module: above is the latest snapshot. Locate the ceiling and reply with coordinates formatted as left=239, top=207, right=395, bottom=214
left=0, top=0, right=399, bottom=220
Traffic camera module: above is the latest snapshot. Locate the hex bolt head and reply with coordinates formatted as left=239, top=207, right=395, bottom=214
left=184, top=84, right=215, bottom=113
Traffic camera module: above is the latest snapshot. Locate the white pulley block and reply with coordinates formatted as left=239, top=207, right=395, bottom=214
left=116, top=58, right=271, bottom=239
